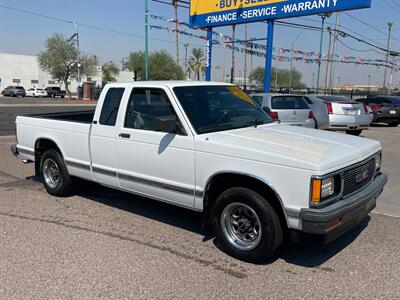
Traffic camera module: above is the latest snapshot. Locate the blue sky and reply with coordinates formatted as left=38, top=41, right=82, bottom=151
left=0, top=0, right=399, bottom=87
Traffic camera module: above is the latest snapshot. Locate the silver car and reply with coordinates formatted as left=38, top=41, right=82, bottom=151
left=316, top=95, right=371, bottom=136
left=302, top=95, right=330, bottom=129
left=250, top=93, right=315, bottom=128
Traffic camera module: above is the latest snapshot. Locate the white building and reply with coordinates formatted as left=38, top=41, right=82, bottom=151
left=0, top=52, right=134, bottom=92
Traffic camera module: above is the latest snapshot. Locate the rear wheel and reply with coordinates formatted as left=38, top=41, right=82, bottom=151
left=212, top=187, right=283, bottom=263
left=346, top=130, right=362, bottom=136
left=40, top=149, right=72, bottom=196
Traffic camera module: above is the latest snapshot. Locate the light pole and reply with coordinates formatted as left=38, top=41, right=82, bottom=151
left=289, top=29, right=306, bottom=94
left=231, top=25, right=236, bottom=84
left=172, top=0, right=179, bottom=64
left=184, top=43, right=189, bottom=79
left=316, top=13, right=331, bottom=94
left=144, top=0, right=149, bottom=80
left=312, top=72, right=315, bottom=90
left=324, top=27, right=332, bottom=92
left=329, top=12, right=340, bottom=90
left=383, top=22, right=394, bottom=91
left=244, top=24, right=248, bottom=90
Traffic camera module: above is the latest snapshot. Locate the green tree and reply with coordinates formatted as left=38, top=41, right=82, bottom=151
left=102, top=61, right=120, bottom=85
left=188, top=48, right=205, bottom=81
left=148, top=50, right=184, bottom=80
left=249, top=66, right=306, bottom=90
left=123, top=50, right=184, bottom=80
left=123, top=51, right=145, bottom=80
left=38, top=33, right=98, bottom=97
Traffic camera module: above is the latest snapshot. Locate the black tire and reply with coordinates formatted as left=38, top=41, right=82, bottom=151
left=211, top=187, right=283, bottom=263
left=346, top=130, right=362, bottom=136
left=314, top=118, right=319, bottom=129
left=388, top=122, right=399, bottom=127
left=40, top=149, right=72, bottom=196
left=61, top=95, right=65, bottom=98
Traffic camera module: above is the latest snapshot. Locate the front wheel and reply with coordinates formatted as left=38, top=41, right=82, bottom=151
left=212, top=187, right=283, bottom=263
left=40, top=149, right=72, bottom=196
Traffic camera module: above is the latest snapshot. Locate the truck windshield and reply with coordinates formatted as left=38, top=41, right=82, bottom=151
left=173, top=85, right=273, bottom=134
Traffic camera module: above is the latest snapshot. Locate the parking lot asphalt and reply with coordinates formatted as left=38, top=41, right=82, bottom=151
left=0, top=105, right=399, bottom=298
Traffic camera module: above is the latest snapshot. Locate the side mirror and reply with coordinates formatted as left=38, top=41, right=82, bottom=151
left=156, top=115, right=177, bottom=133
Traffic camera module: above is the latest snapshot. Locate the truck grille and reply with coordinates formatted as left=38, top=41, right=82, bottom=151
left=342, top=158, right=376, bottom=197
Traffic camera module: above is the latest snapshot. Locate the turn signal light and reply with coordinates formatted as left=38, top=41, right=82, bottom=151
left=326, top=102, right=333, bottom=114
left=308, top=111, right=314, bottom=119
left=311, top=179, right=322, bottom=204
left=370, top=105, right=381, bottom=111
left=269, top=111, right=279, bottom=120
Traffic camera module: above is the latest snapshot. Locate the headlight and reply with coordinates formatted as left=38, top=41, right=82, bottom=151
left=321, top=177, right=335, bottom=198
left=375, top=153, right=381, bottom=172
left=311, top=176, right=335, bottom=204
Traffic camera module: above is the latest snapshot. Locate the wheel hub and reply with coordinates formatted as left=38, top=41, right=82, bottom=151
left=221, top=202, right=262, bottom=251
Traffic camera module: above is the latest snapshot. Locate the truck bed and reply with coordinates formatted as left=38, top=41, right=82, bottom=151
left=25, top=110, right=95, bottom=124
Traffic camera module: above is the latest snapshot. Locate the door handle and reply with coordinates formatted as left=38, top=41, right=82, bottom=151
left=119, top=133, right=131, bottom=139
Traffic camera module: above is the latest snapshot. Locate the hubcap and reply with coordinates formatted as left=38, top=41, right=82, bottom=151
left=43, top=159, right=60, bottom=189
left=221, top=202, right=262, bottom=251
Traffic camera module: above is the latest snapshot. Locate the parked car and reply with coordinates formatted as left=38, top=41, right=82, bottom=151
left=356, top=96, right=400, bottom=127
left=250, top=93, right=315, bottom=128
left=375, top=95, right=400, bottom=106
left=45, top=86, right=66, bottom=98
left=316, top=95, right=371, bottom=136
left=302, top=95, right=330, bottom=129
left=26, top=88, right=48, bottom=98
left=1, top=86, right=26, bottom=97
left=11, top=82, right=388, bottom=263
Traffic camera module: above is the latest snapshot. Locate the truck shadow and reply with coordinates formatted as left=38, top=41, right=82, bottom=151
left=73, top=179, right=370, bottom=268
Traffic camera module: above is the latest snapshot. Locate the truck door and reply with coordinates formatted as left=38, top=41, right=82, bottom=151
left=115, top=87, right=196, bottom=208
left=90, top=87, right=126, bottom=187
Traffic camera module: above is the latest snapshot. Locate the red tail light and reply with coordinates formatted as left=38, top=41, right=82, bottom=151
left=370, top=105, right=381, bottom=111
left=308, top=111, right=314, bottom=119
left=269, top=111, right=279, bottom=120
left=363, top=104, right=369, bottom=113
left=326, top=102, right=333, bottom=114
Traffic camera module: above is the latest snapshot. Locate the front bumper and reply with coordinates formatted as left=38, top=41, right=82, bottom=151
left=298, top=172, right=388, bottom=244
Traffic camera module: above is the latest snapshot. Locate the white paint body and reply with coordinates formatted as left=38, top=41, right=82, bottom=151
left=15, top=81, right=382, bottom=230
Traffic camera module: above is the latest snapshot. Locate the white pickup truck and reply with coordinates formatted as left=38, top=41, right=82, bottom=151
left=11, top=81, right=388, bottom=262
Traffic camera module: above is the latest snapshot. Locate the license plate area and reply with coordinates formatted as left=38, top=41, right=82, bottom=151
left=346, top=109, right=356, bottom=115
left=390, top=110, right=396, bottom=115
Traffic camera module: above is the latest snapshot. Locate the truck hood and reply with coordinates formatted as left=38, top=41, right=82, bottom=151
left=196, top=124, right=381, bottom=172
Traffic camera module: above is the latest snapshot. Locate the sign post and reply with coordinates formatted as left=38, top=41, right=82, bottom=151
left=264, top=20, right=275, bottom=93
left=205, top=28, right=213, bottom=81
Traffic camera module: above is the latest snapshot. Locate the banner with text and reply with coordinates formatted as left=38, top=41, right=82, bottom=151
left=190, top=0, right=371, bottom=28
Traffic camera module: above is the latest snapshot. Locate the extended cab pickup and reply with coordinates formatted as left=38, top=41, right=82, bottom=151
left=11, top=82, right=388, bottom=262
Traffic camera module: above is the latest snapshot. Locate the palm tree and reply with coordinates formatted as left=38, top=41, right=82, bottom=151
left=188, top=48, right=205, bottom=81
left=102, top=61, right=120, bottom=85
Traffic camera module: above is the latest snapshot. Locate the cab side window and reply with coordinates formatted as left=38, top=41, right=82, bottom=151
left=125, top=88, right=179, bottom=133
left=99, top=88, right=125, bottom=126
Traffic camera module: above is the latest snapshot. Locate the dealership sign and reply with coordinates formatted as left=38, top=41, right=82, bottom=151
left=190, top=0, right=371, bottom=28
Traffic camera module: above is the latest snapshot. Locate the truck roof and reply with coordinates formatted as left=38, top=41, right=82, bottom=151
left=104, top=81, right=234, bottom=89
